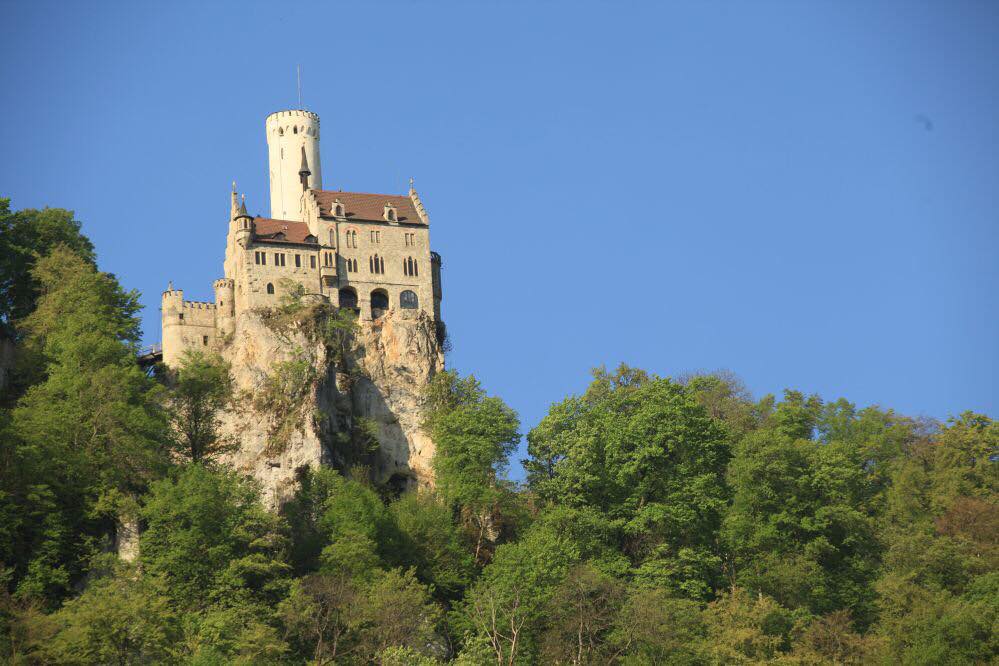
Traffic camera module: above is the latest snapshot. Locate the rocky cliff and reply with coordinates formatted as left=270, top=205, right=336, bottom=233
left=215, top=303, right=444, bottom=508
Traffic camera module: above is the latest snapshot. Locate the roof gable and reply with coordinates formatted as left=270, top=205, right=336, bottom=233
left=252, top=218, right=317, bottom=244
left=314, top=190, right=425, bottom=224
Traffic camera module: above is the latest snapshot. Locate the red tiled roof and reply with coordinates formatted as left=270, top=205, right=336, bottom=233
left=253, top=218, right=317, bottom=244
left=313, top=190, right=425, bottom=224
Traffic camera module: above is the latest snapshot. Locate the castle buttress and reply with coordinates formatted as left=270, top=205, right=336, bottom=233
left=161, top=109, right=443, bottom=367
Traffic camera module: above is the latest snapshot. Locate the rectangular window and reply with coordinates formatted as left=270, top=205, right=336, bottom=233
left=295, top=254, right=301, bottom=268
left=202, top=335, right=209, bottom=345
left=310, top=255, right=316, bottom=269
left=274, top=252, right=286, bottom=267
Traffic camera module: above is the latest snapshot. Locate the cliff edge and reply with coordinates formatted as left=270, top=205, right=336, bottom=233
left=214, top=301, right=444, bottom=508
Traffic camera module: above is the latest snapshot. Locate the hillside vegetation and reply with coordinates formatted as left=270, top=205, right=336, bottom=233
left=1, top=198, right=996, bottom=664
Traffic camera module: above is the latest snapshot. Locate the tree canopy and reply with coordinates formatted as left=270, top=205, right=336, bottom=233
left=0, top=198, right=995, bottom=664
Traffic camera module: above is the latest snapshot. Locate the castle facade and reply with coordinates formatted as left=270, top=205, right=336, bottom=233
left=161, top=109, right=442, bottom=367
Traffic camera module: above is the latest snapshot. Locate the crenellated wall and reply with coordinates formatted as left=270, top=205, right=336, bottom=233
left=161, top=288, right=218, bottom=367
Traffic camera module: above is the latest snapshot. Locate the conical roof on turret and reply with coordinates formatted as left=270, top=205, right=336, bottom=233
left=299, top=146, right=311, bottom=175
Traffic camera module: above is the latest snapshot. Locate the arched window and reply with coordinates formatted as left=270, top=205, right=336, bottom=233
left=371, top=289, right=389, bottom=312
left=400, top=290, right=418, bottom=309
left=293, top=126, right=298, bottom=134
left=338, top=287, right=358, bottom=310
left=329, top=229, right=335, bottom=247
left=278, top=127, right=284, bottom=137
left=266, top=283, right=275, bottom=295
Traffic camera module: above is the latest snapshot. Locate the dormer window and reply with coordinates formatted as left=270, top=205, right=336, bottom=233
left=332, top=199, right=345, bottom=217
left=384, top=203, right=397, bottom=222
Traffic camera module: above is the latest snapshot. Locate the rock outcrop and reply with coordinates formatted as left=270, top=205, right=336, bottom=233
left=216, top=305, right=444, bottom=508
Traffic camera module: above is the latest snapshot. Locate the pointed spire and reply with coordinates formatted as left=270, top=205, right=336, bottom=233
left=237, top=194, right=248, bottom=218
left=299, top=146, right=311, bottom=175
left=409, top=177, right=415, bottom=195
left=168, top=281, right=174, bottom=291
left=299, top=146, right=311, bottom=191
left=230, top=181, right=239, bottom=219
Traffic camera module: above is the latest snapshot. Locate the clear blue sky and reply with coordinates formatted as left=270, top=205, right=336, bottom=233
left=2, top=1, right=996, bottom=476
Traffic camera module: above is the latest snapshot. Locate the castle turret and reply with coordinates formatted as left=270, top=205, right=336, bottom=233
left=266, top=110, right=322, bottom=221
left=234, top=195, right=253, bottom=248
left=214, top=278, right=236, bottom=337
left=161, top=284, right=185, bottom=367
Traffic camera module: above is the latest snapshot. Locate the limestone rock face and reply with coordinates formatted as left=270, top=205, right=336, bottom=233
left=216, top=307, right=443, bottom=508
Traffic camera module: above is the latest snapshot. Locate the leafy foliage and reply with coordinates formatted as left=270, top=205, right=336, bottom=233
left=2, top=198, right=996, bottom=663
left=166, top=351, right=235, bottom=463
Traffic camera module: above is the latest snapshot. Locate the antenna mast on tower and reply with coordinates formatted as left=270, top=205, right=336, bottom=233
left=297, top=65, right=302, bottom=109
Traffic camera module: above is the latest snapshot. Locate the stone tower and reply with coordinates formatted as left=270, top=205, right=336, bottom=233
left=266, top=110, right=323, bottom=222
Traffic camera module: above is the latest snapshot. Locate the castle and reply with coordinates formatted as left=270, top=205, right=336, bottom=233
left=161, top=109, right=443, bottom=367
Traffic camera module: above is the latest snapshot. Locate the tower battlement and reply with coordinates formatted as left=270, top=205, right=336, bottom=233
left=266, top=109, right=322, bottom=221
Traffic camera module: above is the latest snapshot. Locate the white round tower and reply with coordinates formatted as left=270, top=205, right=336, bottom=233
left=266, top=109, right=323, bottom=222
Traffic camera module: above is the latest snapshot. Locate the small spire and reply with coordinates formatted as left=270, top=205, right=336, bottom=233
left=299, top=147, right=311, bottom=191
left=299, top=146, right=311, bottom=175
left=168, top=281, right=174, bottom=291
left=409, top=177, right=415, bottom=193
left=238, top=194, right=248, bottom=217
left=232, top=181, right=237, bottom=193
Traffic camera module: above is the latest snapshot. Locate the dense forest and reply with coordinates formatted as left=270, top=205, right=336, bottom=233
left=0, top=197, right=996, bottom=664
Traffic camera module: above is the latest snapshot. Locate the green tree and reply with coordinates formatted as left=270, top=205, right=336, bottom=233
left=139, top=465, right=290, bottom=612
left=455, top=506, right=626, bottom=664
left=166, top=351, right=235, bottom=463
left=280, top=567, right=439, bottom=664
left=699, top=587, right=793, bottom=664
left=280, top=572, right=361, bottom=665
left=43, top=562, right=180, bottom=665
left=424, top=370, right=521, bottom=564
left=526, top=365, right=731, bottom=598
left=390, top=490, right=476, bottom=602
left=0, top=200, right=95, bottom=340
left=723, top=427, right=881, bottom=621
left=681, top=370, right=761, bottom=438
left=539, top=563, right=625, bottom=665
left=608, top=587, right=705, bottom=665
left=7, top=248, right=167, bottom=601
